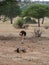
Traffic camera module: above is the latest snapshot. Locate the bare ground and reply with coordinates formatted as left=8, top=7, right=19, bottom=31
left=0, top=17, right=49, bottom=65
left=0, top=37, right=49, bottom=65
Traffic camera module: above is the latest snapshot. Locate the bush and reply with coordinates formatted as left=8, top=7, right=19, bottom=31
left=24, top=17, right=32, bottom=24
left=32, top=19, right=37, bottom=24
left=24, top=17, right=37, bottom=24
left=34, top=28, right=42, bottom=37
left=13, top=17, right=24, bottom=28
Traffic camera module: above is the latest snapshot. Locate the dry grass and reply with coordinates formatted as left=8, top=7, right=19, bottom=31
left=0, top=17, right=49, bottom=65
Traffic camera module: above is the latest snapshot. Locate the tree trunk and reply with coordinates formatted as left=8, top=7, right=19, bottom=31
left=38, top=18, right=40, bottom=27
left=10, top=17, right=13, bottom=24
left=42, top=17, right=44, bottom=24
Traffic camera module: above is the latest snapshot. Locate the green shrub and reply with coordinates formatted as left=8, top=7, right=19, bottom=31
left=13, top=17, right=24, bottom=28
left=32, top=19, right=37, bottom=24
left=24, top=17, right=32, bottom=24
left=24, top=17, right=37, bottom=24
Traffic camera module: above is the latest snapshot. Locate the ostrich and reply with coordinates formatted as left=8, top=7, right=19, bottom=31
left=19, top=30, right=26, bottom=44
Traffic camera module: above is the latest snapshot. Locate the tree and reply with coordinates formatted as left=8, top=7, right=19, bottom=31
left=22, top=4, right=49, bottom=27
left=0, top=0, right=21, bottom=24
left=45, top=6, right=49, bottom=19
left=0, top=1, right=6, bottom=21
left=0, top=1, right=5, bottom=16
left=42, top=5, right=49, bottom=24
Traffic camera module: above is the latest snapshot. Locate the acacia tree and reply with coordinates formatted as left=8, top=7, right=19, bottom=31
left=0, top=1, right=6, bottom=21
left=22, top=4, right=49, bottom=27
left=5, top=0, right=21, bottom=24
left=42, top=5, right=49, bottom=24
left=0, top=1, right=5, bottom=16
left=45, top=6, right=49, bottom=20
left=0, top=0, right=21, bottom=24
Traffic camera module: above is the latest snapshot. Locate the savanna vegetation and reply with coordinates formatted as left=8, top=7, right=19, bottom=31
left=21, top=4, right=49, bottom=27
left=0, top=1, right=49, bottom=65
left=0, top=0, right=49, bottom=27
left=0, top=0, right=49, bottom=37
